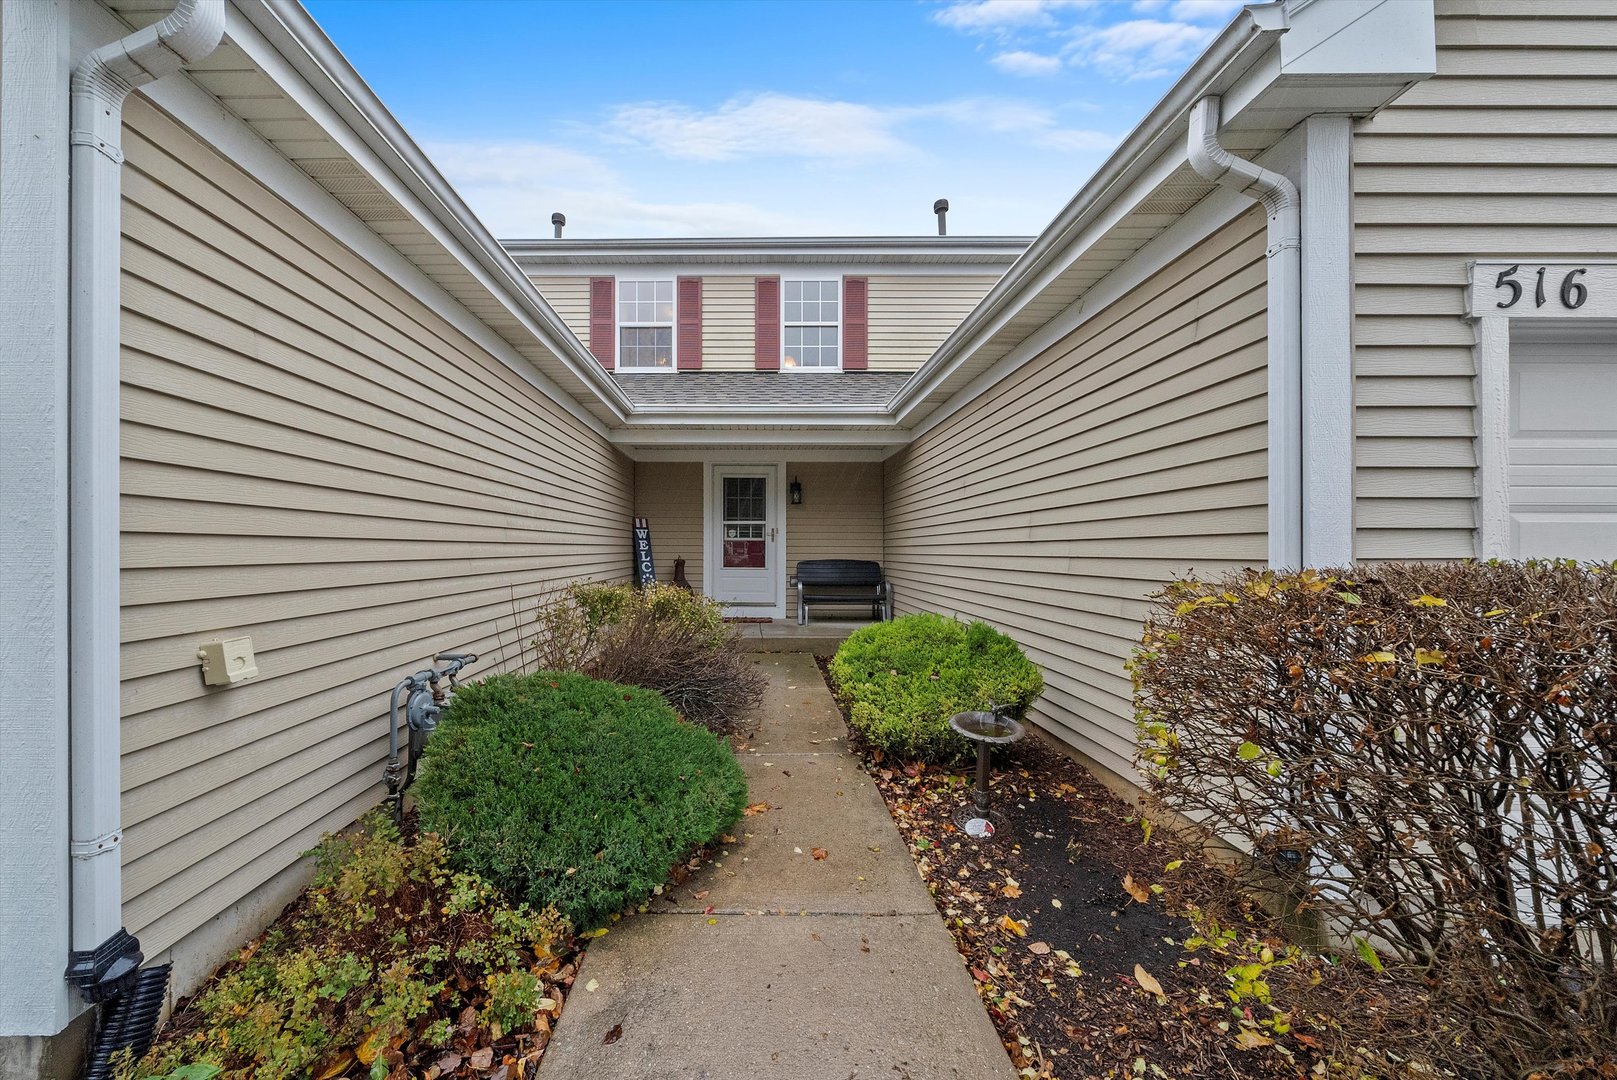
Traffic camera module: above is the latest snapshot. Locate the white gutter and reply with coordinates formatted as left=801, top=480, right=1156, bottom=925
left=238, top=0, right=636, bottom=420
left=888, top=2, right=1287, bottom=423
left=65, top=0, right=225, bottom=1002
left=1186, top=94, right=1302, bottom=569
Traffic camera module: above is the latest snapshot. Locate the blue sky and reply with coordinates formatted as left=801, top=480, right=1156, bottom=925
left=304, top=0, right=1247, bottom=238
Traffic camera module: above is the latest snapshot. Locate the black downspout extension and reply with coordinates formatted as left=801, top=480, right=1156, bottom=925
left=81, top=964, right=171, bottom=1080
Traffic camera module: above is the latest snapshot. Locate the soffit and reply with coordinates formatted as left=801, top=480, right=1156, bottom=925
left=103, top=0, right=625, bottom=426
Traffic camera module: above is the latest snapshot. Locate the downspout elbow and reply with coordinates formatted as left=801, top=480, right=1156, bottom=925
left=1187, top=94, right=1303, bottom=570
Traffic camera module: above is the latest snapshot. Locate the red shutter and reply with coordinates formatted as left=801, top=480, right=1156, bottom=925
left=677, top=276, right=703, bottom=370
left=754, top=276, right=780, bottom=371
left=842, top=276, right=869, bottom=371
left=588, top=277, right=615, bottom=370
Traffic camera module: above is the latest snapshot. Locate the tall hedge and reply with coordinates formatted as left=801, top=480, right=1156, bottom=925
left=1131, top=562, right=1617, bottom=1076
left=414, top=672, right=747, bottom=930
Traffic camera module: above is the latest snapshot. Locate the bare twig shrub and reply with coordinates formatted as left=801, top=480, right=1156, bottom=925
left=1132, top=562, right=1617, bottom=1077
left=533, top=582, right=766, bottom=735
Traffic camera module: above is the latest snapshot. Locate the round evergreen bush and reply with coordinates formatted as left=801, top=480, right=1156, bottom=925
left=413, top=671, right=748, bottom=930
left=829, top=613, right=1044, bottom=763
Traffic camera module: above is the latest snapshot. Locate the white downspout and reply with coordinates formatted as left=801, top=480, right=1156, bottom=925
left=66, top=0, right=224, bottom=1002
left=1187, top=95, right=1303, bottom=570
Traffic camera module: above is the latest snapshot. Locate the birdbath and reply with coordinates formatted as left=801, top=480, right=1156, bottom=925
left=949, top=707, right=1025, bottom=840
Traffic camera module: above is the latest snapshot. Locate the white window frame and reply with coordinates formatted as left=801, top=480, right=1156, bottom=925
left=615, top=277, right=677, bottom=372
left=781, top=278, right=841, bottom=372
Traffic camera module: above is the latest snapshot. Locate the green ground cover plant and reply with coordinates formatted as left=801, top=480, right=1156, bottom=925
left=829, top=613, right=1044, bottom=762
left=1132, top=561, right=1617, bottom=1077
left=131, top=815, right=570, bottom=1080
left=533, top=582, right=766, bottom=734
left=413, top=671, right=748, bottom=930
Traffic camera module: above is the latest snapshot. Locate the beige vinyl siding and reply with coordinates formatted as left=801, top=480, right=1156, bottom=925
left=785, top=462, right=884, bottom=571
left=883, top=209, right=1268, bottom=782
left=634, top=462, right=705, bottom=592
left=1352, top=0, right=1617, bottom=560
left=118, top=98, right=633, bottom=959
left=530, top=276, right=591, bottom=342
left=702, top=276, right=756, bottom=370
left=867, top=274, right=1001, bottom=371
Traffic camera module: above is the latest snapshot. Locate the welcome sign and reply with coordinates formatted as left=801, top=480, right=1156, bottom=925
left=632, top=517, right=656, bottom=586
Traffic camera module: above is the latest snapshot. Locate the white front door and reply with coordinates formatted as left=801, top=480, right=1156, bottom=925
left=709, top=465, right=781, bottom=609
left=1509, top=338, right=1617, bottom=559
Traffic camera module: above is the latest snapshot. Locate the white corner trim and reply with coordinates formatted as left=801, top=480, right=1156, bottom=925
left=1473, top=315, right=1512, bottom=560
left=909, top=179, right=1252, bottom=442
left=0, top=0, right=76, bottom=1036
left=1299, top=114, right=1354, bottom=566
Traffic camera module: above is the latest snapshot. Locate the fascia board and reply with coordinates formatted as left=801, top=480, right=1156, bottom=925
left=887, top=4, right=1288, bottom=421
left=234, top=0, right=634, bottom=419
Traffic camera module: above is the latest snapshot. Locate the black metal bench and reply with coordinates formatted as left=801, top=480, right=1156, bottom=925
left=795, top=559, right=892, bottom=626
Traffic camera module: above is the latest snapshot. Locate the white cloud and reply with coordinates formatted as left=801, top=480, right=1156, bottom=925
left=422, top=140, right=799, bottom=237
left=990, top=49, right=1065, bottom=76
left=1132, top=0, right=1247, bottom=21
left=1068, top=18, right=1217, bottom=80
left=601, top=93, right=1113, bottom=164
left=932, top=0, right=1093, bottom=33
left=1034, top=128, right=1119, bottom=152
left=606, top=93, right=912, bottom=163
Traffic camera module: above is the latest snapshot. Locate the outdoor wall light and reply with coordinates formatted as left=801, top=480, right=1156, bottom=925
left=790, top=477, right=803, bottom=505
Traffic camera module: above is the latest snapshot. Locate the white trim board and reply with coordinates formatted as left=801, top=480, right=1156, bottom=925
left=0, top=0, right=77, bottom=1038
left=1471, top=312, right=1617, bottom=560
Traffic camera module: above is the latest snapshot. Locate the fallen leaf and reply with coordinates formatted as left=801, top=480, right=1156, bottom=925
left=432, top=1053, right=462, bottom=1076
left=811, top=847, right=829, bottom=860
left=998, top=914, right=1027, bottom=937
left=602, top=1023, right=624, bottom=1045
left=1235, top=1028, right=1274, bottom=1049
left=1122, top=874, right=1151, bottom=904
left=584, top=978, right=600, bottom=993
left=1002, top=882, right=1023, bottom=899
left=469, top=1047, right=495, bottom=1070
left=1050, top=898, right=1062, bottom=909
left=743, top=802, right=771, bottom=816
left=314, top=1051, right=355, bottom=1079
left=1027, top=941, right=1051, bottom=955
left=355, top=1029, right=387, bottom=1066
left=1133, top=964, right=1165, bottom=999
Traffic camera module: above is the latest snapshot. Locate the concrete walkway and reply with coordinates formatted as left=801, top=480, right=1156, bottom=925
left=539, top=651, right=1016, bottom=1080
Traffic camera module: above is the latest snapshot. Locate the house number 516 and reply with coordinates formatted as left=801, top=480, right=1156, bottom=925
left=1495, top=265, right=1588, bottom=310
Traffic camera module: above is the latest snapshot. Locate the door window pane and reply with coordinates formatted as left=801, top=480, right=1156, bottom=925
left=721, top=477, right=768, bottom=568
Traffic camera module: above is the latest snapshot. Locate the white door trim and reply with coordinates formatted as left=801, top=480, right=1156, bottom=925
left=702, top=461, right=788, bottom=618
left=1467, top=262, right=1617, bottom=558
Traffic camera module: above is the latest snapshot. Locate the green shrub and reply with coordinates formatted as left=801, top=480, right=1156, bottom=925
left=533, top=582, right=766, bottom=734
left=413, top=671, right=748, bottom=930
left=829, top=613, right=1044, bottom=762
left=132, top=815, right=568, bottom=1080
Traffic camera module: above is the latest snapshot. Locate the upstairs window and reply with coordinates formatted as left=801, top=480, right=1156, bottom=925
left=783, top=279, right=840, bottom=369
left=618, top=280, right=675, bottom=369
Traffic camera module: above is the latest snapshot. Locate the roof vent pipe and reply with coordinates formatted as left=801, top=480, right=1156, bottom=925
left=933, top=198, right=949, bottom=236
left=1186, top=95, right=1301, bottom=569
left=551, top=212, right=566, bottom=239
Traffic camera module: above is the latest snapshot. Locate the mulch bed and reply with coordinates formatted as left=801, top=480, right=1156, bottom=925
left=814, top=657, right=1440, bottom=1080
